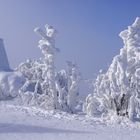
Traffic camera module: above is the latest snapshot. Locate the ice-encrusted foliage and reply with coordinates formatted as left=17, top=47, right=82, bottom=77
left=18, top=24, right=81, bottom=112
left=0, top=72, right=25, bottom=100
left=84, top=17, right=140, bottom=120
left=56, top=62, right=81, bottom=113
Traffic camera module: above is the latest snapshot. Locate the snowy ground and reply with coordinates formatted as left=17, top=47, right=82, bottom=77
left=0, top=103, right=140, bottom=140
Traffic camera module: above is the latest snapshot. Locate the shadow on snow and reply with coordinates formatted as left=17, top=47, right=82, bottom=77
left=0, top=123, right=93, bottom=134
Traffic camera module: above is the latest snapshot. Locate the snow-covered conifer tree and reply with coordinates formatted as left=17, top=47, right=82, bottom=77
left=18, top=24, right=81, bottom=112
left=55, top=61, right=81, bottom=113
left=18, top=24, right=59, bottom=109
left=34, top=24, right=60, bottom=109
left=66, top=61, right=81, bottom=113
left=85, top=17, right=140, bottom=120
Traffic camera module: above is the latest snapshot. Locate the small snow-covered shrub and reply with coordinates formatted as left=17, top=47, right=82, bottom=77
left=0, top=71, right=25, bottom=100
left=18, top=60, right=81, bottom=112
left=55, top=62, right=81, bottom=113
left=19, top=91, right=54, bottom=110
left=84, top=17, right=140, bottom=121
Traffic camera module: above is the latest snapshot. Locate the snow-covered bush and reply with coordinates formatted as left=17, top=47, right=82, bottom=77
left=0, top=71, right=25, bottom=100
left=56, top=61, right=81, bottom=113
left=18, top=24, right=59, bottom=109
left=18, top=24, right=81, bottom=113
left=84, top=17, right=140, bottom=120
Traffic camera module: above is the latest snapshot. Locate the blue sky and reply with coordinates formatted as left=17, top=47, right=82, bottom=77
left=0, top=0, right=139, bottom=79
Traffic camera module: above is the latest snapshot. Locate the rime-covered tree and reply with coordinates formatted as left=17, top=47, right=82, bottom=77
left=18, top=24, right=59, bottom=109
left=84, top=17, right=140, bottom=120
left=34, top=24, right=59, bottom=109
left=55, top=61, right=81, bottom=113
left=66, top=61, right=81, bottom=113
left=18, top=24, right=81, bottom=112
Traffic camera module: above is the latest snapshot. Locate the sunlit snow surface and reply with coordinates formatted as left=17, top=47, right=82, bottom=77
left=0, top=102, right=140, bottom=140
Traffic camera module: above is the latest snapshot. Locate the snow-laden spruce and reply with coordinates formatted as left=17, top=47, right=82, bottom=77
left=84, top=17, right=140, bottom=120
left=18, top=24, right=81, bottom=113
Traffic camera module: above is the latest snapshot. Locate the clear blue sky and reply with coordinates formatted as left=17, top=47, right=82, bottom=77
left=0, top=0, right=139, bottom=79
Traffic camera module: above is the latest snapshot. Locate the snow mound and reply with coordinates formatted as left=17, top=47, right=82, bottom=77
left=0, top=72, right=25, bottom=100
